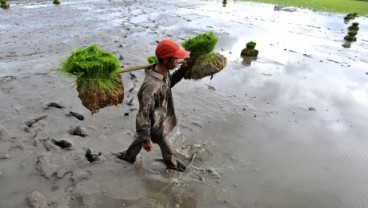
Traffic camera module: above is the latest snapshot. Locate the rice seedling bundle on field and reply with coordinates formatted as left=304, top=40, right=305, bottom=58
left=1, top=0, right=10, bottom=9
left=241, top=41, right=259, bottom=57
left=59, top=44, right=123, bottom=114
left=182, top=32, right=227, bottom=80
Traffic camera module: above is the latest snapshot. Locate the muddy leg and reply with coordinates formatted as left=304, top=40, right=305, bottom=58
left=119, top=139, right=143, bottom=164
left=157, top=138, right=186, bottom=172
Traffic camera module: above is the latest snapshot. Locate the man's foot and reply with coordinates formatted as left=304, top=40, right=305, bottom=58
left=116, top=151, right=136, bottom=164
left=166, top=158, right=187, bottom=172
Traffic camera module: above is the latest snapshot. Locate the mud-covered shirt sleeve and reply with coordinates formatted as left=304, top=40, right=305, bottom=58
left=170, top=65, right=186, bottom=88
left=136, top=84, right=156, bottom=142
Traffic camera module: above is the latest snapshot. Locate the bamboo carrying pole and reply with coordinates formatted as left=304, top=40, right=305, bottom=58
left=119, top=63, right=153, bottom=73
left=118, top=60, right=185, bottom=74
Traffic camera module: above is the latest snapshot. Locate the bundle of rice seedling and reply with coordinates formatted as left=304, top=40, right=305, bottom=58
left=241, top=41, right=259, bottom=57
left=1, top=0, right=10, bottom=9
left=59, top=44, right=123, bottom=114
left=147, top=56, right=158, bottom=64
left=182, top=32, right=227, bottom=80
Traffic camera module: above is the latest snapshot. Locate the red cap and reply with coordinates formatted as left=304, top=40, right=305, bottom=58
left=155, top=39, right=190, bottom=59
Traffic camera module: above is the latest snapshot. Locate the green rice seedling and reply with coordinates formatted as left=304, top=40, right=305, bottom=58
left=59, top=44, right=123, bottom=114
left=241, top=41, right=259, bottom=57
left=60, top=44, right=121, bottom=91
left=348, top=22, right=359, bottom=31
left=344, top=13, right=358, bottom=20
left=348, top=30, right=358, bottom=37
left=1, top=0, right=10, bottom=9
left=147, top=56, right=158, bottom=64
left=181, top=32, right=227, bottom=80
left=246, top=41, right=257, bottom=50
left=182, top=31, right=218, bottom=59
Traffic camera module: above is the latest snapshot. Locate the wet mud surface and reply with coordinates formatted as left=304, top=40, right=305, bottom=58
left=1, top=0, right=368, bottom=207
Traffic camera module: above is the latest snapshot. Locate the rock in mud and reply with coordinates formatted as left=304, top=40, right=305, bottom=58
left=44, top=102, right=65, bottom=109
left=25, top=115, right=48, bottom=127
left=85, top=148, right=101, bottom=163
left=206, top=168, right=221, bottom=178
left=129, top=72, right=137, bottom=80
left=308, top=107, right=316, bottom=111
left=128, top=83, right=136, bottom=92
left=26, top=191, right=48, bottom=208
left=126, top=98, right=134, bottom=106
left=51, top=139, right=73, bottom=150
left=70, top=126, right=87, bottom=137
left=66, top=111, right=84, bottom=121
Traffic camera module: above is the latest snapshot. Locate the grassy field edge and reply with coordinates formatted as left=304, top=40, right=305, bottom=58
left=242, top=0, right=368, bottom=15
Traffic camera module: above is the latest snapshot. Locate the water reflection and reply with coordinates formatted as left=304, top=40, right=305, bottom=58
left=342, top=41, right=351, bottom=48
left=143, top=178, right=197, bottom=208
left=241, top=56, right=257, bottom=66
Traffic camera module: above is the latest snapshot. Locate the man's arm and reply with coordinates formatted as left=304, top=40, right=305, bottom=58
left=170, top=60, right=191, bottom=88
left=170, top=66, right=186, bottom=88
left=136, top=86, right=155, bottom=144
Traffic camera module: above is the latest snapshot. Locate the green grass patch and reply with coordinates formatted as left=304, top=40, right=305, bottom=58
left=244, top=0, right=368, bottom=15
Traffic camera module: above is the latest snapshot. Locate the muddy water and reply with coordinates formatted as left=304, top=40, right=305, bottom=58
left=1, top=0, right=368, bottom=207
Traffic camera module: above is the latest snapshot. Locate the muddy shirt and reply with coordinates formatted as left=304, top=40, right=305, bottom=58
left=136, top=64, right=186, bottom=143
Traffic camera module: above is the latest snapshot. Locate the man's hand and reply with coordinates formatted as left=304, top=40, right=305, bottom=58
left=143, top=140, right=153, bottom=152
left=180, top=58, right=192, bottom=71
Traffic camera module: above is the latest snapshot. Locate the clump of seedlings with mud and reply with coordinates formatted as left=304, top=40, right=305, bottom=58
left=182, top=31, right=227, bottom=80
left=344, top=29, right=358, bottom=41
left=53, top=0, right=60, bottom=5
left=241, top=41, right=259, bottom=57
left=348, top=22, right=359, bottom=31
left=59, top=44, right=123, bottom=114
left=344, top=13, right=358, bottom=21
left=222, top=0, right=227, bottom=7
left=0, top=0, right=10, bottom=9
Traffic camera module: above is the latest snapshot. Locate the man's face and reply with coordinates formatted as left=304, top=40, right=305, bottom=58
left=164, top=57, right=181, bottom=70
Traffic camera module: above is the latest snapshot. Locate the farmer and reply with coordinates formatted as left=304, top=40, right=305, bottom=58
left=118, top=39, right=190, bottom=172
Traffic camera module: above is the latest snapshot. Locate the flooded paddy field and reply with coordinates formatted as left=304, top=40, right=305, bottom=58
left=1, top=0, right=368, bottom=207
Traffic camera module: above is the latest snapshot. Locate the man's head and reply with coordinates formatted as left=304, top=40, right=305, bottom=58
left=155, top=39, right=190, bottom=59
left=155, top=40, right=190, bottom=70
